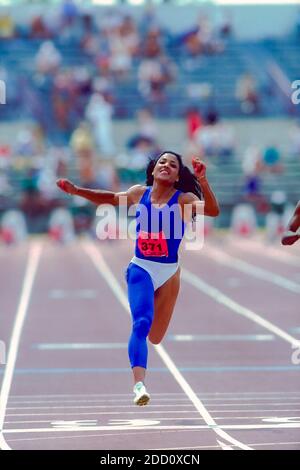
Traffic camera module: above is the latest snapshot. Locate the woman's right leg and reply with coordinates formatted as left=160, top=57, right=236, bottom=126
left=126, top=263, right=155, bottom=387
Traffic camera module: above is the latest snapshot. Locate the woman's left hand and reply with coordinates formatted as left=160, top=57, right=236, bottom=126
left=192, top=157, right=206, bottom=180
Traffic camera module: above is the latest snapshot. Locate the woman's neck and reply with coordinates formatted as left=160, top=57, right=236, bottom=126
left=151, top=181, right=176, bottom=203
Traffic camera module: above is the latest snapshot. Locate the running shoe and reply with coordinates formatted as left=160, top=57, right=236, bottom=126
left=133, top=381, right=150, bottom=406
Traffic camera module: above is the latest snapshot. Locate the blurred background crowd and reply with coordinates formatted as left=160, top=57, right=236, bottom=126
left=0, top=0, right=299, bottom=237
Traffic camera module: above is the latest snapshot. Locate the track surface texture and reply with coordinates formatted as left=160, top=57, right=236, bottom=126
left=1, top=233, right=300, bottom=450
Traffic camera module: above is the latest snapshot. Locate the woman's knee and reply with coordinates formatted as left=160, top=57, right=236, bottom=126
left=148, top=331, right=162, bottom=345
left=132, top=316, right=152, bottom=338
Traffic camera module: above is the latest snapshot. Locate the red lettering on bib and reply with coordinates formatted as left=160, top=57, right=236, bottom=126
left=137, top=231, right=169, bottom=257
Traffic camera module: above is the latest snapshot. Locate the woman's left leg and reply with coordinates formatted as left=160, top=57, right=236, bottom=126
left=126, top=263, right=155, bottom=382
left=149, top=267, right=181, bottom=345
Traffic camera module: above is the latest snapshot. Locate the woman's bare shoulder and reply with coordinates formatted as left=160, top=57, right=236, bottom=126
left=126, top=184, right=148, bottom=205
left=178, top=191, right=199, bottom=204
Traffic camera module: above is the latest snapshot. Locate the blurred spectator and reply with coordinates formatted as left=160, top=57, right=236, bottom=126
left=85, top=93, right=115, bottom=157
left=15, top=129, right=39, bottom=158
left=194, top=123, right=218, bottom=157
left=19, top=168, right=61, bottom=227
left=52, top=70, right=74, bottom=132
left=61, top=0, right=79, bottom=25
left=217, top=9, right=233, bottom=39
left=35, top=41, right=62, bottom=75
left=136, top=108, right=158, bottom=140
left=37, top=146, right=70, bottom=199
left=0, top=144, right=11, bottom=170
left=193, top=110, right=236, bottom=161
left=30, top=15, right=51, bottom=39
left=96, top=160, right=119, bottom=192
left=143, top=28, right=162, bottom=58
left=120, top=15, right=140, bottom=57
left=241, top=145, right=267, bottom=211
left=138, top=55, right=176, bottom=103
left=181, top=13, right=224, bottom=64
left=262, top=144, right=283, bottom=174
left=70, top=122, right=95, bottom=185
left=0, top=171, right=12, bottom=196
left=186, top=107, right=203, bottom=141
left=242, top=145, right=263, bottom=177
left=109, top=32, right=133, bottom=79
left=235, top=73, right=260, bottom=114
left=218, top=122, right=235, bottom=162
left=0, top=12, right=15, bottom=38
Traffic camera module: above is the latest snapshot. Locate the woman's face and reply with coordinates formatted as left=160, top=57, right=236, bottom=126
left=153, top=153, right=180, bottom=185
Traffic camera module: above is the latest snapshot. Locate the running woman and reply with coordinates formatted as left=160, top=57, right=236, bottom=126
left=281, top=201, right=300, bottom=246
left=56, top=151, right=219, bottom=406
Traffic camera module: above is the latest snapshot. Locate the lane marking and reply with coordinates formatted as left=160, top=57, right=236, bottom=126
left=154, top=440, right=300, bottom=450
left=3, top=422, right=300, bottom=434
left=217, top=439, right=234, bottom=450
left=7, top=391, right=300, bottom=398
left=6, top=402, right=300, bottom=410
left=0, top=241, right=43, bottom=450
left=7, top=409, right=300, bottom=417
left=7, top=396, right=300, bottom=404
left=168, top=334, right=275, bottom=342
left=33, top=343, right=127, bottom=350
left=49, top=289, right=97, bottom=300
left=182, top=268, right=300, bottom=348
left=231, top=238, right=300, bottom=267
left=5, top=435, right=300, bottom=448
left=6, top=415, right=300, bottom=425
left=1, top=364, right=299, bottom=375
left=202, top=245, right=300, bottom=294
left=81, top=240, right=252, bottom=450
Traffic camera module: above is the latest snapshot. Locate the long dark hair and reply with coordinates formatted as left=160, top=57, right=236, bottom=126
left=145, top=151, right=203, bottom=200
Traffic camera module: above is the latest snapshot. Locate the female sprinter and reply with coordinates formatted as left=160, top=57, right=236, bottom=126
left=56, top=151, right=219, bottom=406
left=281, top=201, right=300, bottom=245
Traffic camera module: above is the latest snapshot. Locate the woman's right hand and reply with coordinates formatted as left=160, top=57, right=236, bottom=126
left=56, top=179, right=78, bottom=195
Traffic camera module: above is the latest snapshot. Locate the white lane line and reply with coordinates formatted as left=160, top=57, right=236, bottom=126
left=8, top=391, right=300, bottom=399
left=3, top=422, right=300, bottom=434
left=6, top=402, right=300, bottom=410
left=6, top=433, right=300, bottom=448
left=7, top=396, right=300, bottom=404
left=3, top=429, right=217, bottom=444
left=217, top=440, right=234, bottom=450
left=154, top=440, right=300, bottom=450
left=202, top=245, right=300, bottom=294
left=6, top=404, right=195, bottom=410
left=5, top=428, right=210, bottom=443
left=5, top=416, right=300, bottom=425
left=231, top=238, right=300, bottom=267
left=0, top=241, right=43, bottom=450
left=169, top=334, right=274, bottom=342
left=7, top=408, right=300, bottom=417
left=182, top=269, right=300, bottom=348
left=81, top=240, right=252, bottom=451
left=34, top=343, right=127, bottom=350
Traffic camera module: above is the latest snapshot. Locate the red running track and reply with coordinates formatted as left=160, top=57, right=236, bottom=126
left=0, top=233, right=300, bottom=450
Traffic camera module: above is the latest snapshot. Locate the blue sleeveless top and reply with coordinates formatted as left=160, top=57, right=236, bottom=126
left=135, top=187, right=186, bottom=263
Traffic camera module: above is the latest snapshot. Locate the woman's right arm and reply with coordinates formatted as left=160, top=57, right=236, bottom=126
left=56, top=179, right=146, bottom=207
